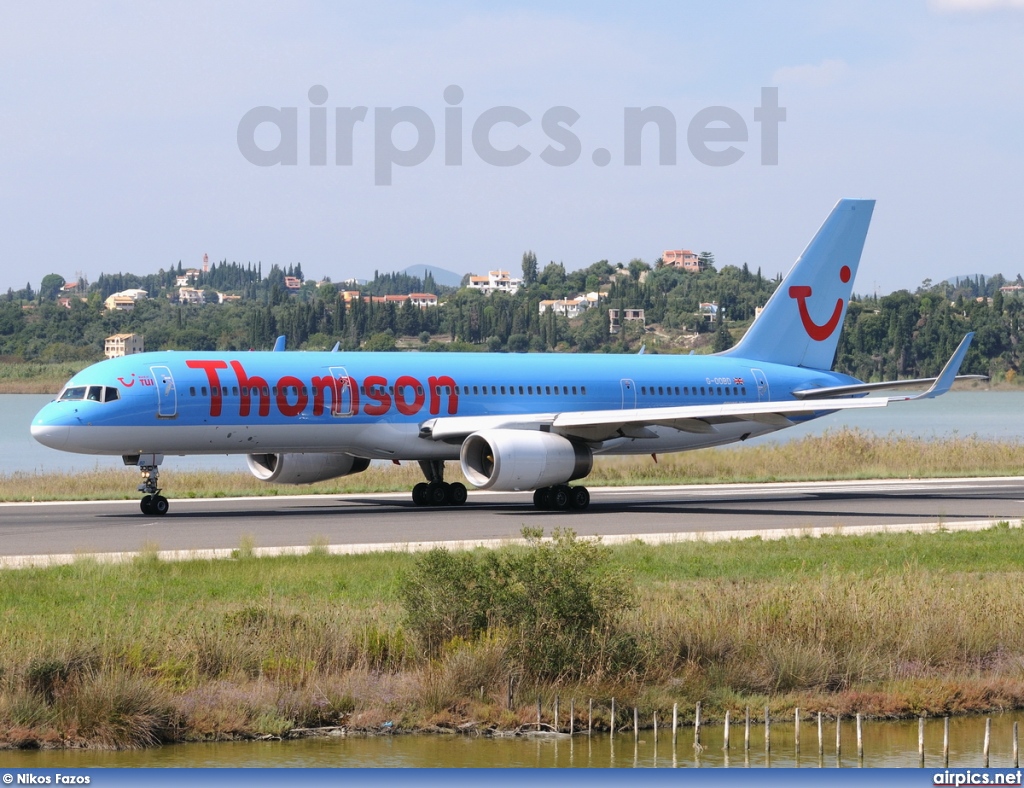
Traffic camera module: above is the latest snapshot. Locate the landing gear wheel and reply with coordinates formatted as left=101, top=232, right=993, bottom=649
left=448, top=482, right=468, bottom=506
left=533, top=487, right=552, bottom=509
left=568, top=486, right=590, bottom=510
left=412, top=482, right=430, bottom=506
left=427, top=481, right=450, bottom=506
left=551, top=485, right=570, bottom=510
left=152, top=495, right=169, bottom=516
left=140, top=495, right=153, bottom=515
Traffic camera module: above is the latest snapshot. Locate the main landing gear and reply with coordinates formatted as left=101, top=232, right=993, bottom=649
left=533, top=485, right=590, bottom=511
left=133, top=455, right=169, bottom=516
left=411, top=460, right=468, bottom=507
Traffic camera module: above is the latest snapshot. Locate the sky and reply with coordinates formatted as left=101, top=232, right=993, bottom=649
left=1, top=0, right=1023, bottom=297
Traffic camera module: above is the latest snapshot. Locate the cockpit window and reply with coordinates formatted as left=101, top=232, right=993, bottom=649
left=58, top=385, right=120, bottom=402
left=59, top=386, right=87, bottom=401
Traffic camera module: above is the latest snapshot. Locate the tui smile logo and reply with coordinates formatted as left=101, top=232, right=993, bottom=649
left=788, top=265, right=851, bottom=341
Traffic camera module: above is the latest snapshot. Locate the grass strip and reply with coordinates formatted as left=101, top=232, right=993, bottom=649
left=3, top=524, right=1024, bottom=748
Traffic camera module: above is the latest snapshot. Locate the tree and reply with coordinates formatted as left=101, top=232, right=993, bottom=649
left=521, top=250, right=538, bottom=286
left=39, top=274, right=66, bottom=302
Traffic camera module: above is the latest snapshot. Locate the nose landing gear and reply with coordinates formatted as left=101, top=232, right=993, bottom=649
left=127, top=454, right=169, bottom=516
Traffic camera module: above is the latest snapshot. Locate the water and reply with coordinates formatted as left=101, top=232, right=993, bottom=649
left=5, top=391, right=1023, bottom=476
left=0, top=714, right=1020, bottom=768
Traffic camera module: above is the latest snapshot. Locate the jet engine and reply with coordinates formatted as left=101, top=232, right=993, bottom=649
left=246, top=452, right=371, bottom=484
left=460, top=429, right=592, bottom=491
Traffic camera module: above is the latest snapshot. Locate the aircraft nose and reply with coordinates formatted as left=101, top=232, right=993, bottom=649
left=31, top=423, right=70, bottom=448
left=32, top=403, right=73, bottom=449
left=31, top=422, right=70, bottom=449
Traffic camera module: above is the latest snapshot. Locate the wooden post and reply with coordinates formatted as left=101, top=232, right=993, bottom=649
left=537, top=696, right=542, bottom=731
left=554, top=695, right=559, bottom=733
left=919, top=716, right=925, bottom=767
left=724, top=710, right=731, bottom=751
left=633, top=707, right=638, bottom=741
left=836, top=714, right=841, bottom=758
left=570, top=698, right=574, bottom=737
left=818, top=712, right=823, bottom=757
left=944, top=717, right=950, bottom=768
left=795, top=707, right=800, bottom=755
left=1014, top=720, right=1019, bottom=768
left=745, top=706, right=751, bottom=752
left=765, top=706, right=770, bottom=754
left=611, top=698, right=616, bottom=738
left=653, top=710, right=658, bottom=744
left=672, top=702, right=678, bottom=744
left=695, top=701, right=701, bottom=746
left=588, top=698, right=593, bottom=735
left=856, top=713, right=863, bottom=762
left=984, top=718, right=991, bottom=768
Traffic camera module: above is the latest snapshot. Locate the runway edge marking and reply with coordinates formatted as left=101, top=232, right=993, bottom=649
left=1, top=518, right=1019, bottom=571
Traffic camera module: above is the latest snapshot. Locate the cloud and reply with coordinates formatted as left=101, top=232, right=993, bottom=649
left=771, top=58, right=850, bottom=88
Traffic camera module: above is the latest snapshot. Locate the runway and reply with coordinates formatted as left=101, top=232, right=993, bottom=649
left=2, top=476, right=1024, bottom=566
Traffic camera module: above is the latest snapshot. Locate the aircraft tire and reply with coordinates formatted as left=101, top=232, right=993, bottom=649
left=448, top=482, right=468, bottom=506
left=551, top=485, right=570, bottom=510
left=568, top=486, right=590, bottom=510
left=152, top=495, right=169, bottom=516
left=412, top=482, right=430, bottom=506
left=140, top=495, right=153, bottom=515
left=427, top=481, right=450, bottom=506
left=533, top=487, right=552, bottom=509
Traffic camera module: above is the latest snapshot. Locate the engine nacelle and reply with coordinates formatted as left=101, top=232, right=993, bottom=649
left=246, top=452, right=371, bottom=485
left=460, top=429, right=592, bottom=491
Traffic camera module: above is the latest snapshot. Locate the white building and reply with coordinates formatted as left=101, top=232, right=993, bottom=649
left=538, top=292, right=603, bottom=319
left=178, top=287, right=205, bottom=304
left=467, top=270, right=523, bottom=296
left=103, top=289, right=148, bottom=311
left=104, top=333, right=145, bottom=359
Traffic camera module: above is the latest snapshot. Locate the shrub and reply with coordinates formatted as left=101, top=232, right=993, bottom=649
left=400, top=528, right=637, bottom=681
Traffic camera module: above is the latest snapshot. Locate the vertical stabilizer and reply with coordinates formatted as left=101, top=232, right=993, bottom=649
left=724, top=199, right=874, bottom=370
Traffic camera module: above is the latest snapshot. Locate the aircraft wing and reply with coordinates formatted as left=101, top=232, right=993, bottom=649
left=422, top=394, right=895, bottom=444
left=420, top=333, right=977, bottom=445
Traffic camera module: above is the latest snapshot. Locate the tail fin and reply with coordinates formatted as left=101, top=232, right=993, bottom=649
left=724, top=198, right=874, bottom=370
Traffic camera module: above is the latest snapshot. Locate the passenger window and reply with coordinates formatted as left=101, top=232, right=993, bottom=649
left=491, top=386, right=497, bottom=395
left=641, top=386, right=647, bottom=395
left=201, top=387, right=207, bottom=396
left=581, top=386, right=587, bottom=395
left=189, top=387, right=196, bottom=396
left=233, top=387, right=239, bottom=396
left=473, top=386, right=479, bottom=395
left=658, top=386, right=664, bottom=395
left=501, top=386, right=506, bottom=395
left=262, top=387, right=269, bottom=397
left=572, top=386, right=577, bottom=395
left=742, top=387, right=747, bottom=396
left=701, top=387, right=706, bottom=395
left=242, top=387, right=249, bottom=396
left=527, top=386, right=533, bottom=395
left=519, top=386, right=524, bottom=395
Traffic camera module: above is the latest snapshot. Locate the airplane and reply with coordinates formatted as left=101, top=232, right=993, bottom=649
left=31, top=199, right=982, bottom=515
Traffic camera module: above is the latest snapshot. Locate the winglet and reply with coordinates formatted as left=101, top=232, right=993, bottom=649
left=910, top=333, right=974, bottom=400
left=273, top=335, right=286, bottom=352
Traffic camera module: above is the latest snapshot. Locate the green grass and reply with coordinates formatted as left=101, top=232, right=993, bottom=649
left=4, top=525, right=1024, bottom=747
left=0, top=361, right=86, bottom=394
